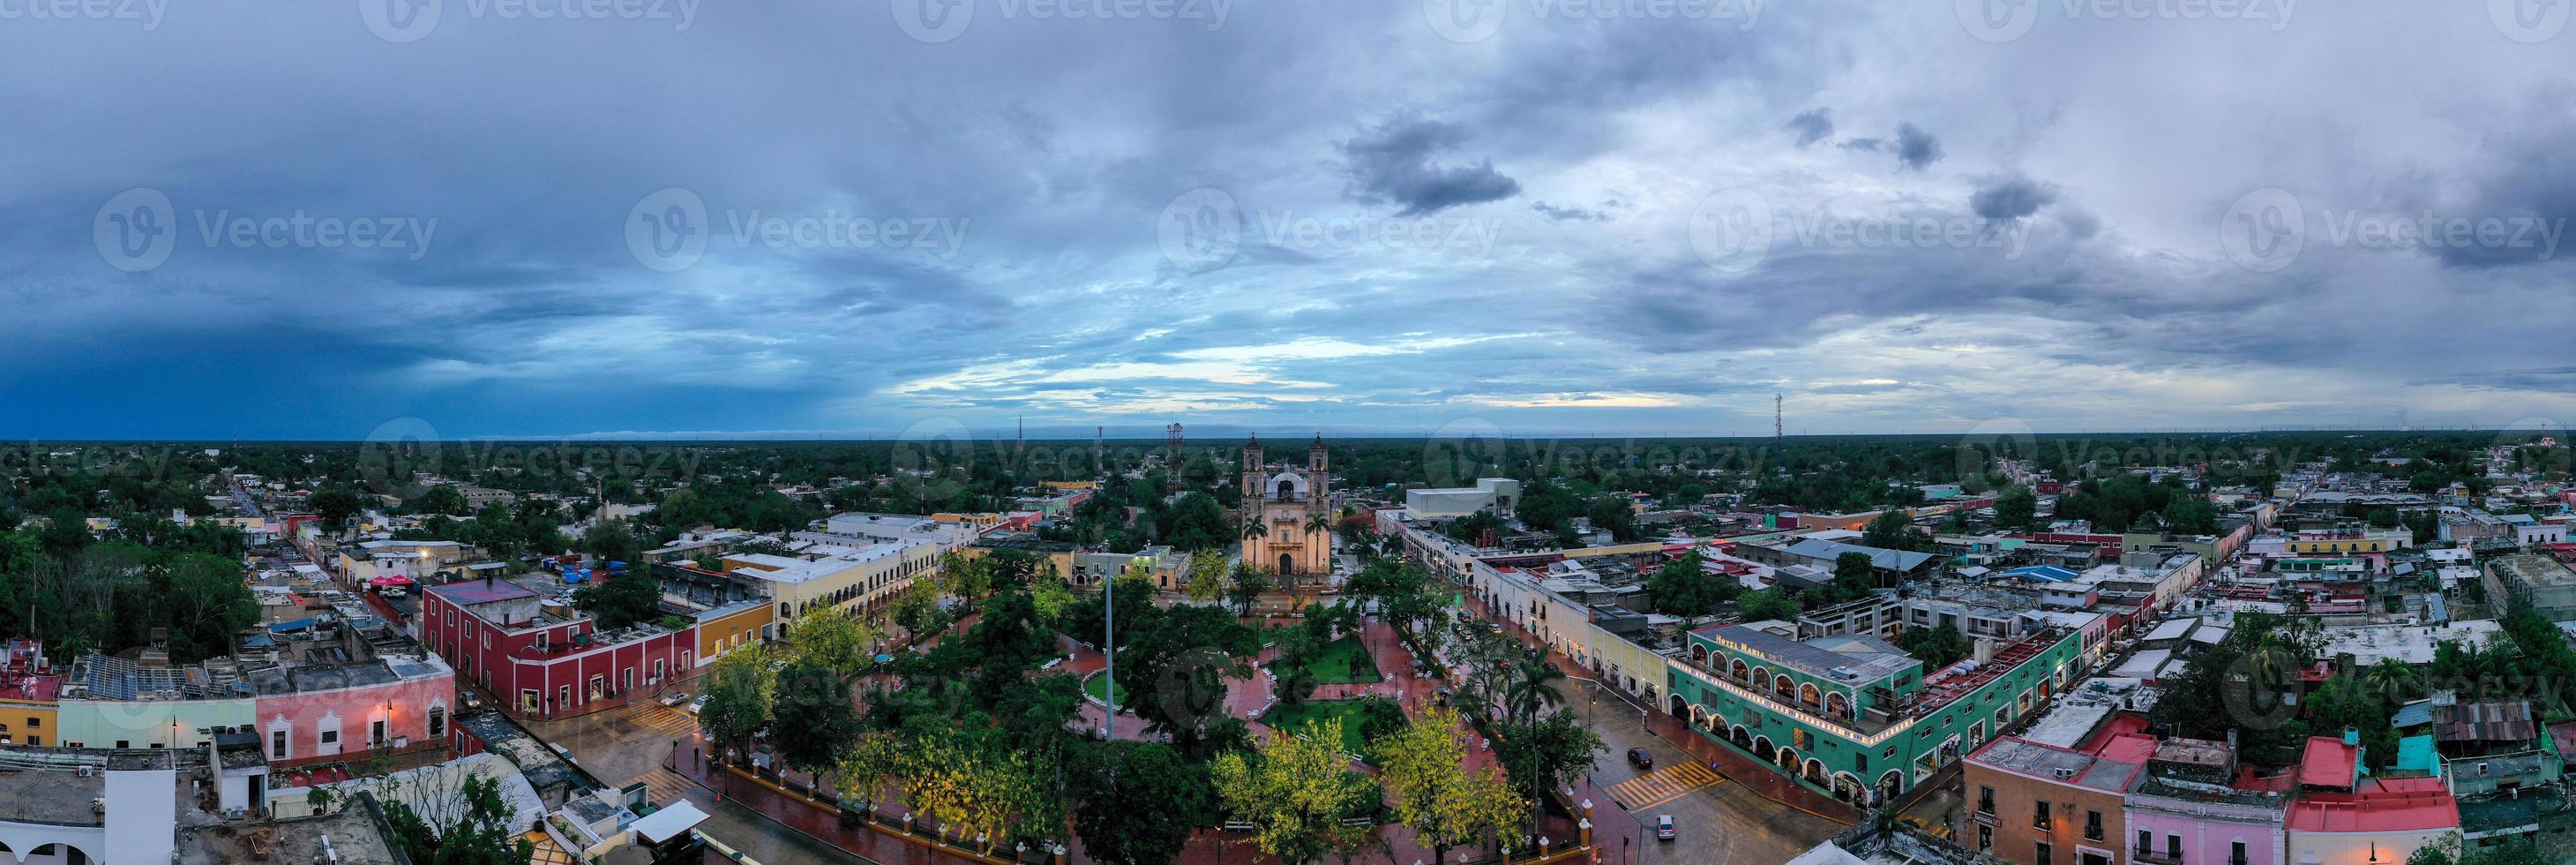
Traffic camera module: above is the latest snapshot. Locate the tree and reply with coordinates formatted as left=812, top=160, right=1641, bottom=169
left=1211, top=718, right=1381, bottom=865
left=378, top=772, right=536, bottom=865
left=1831, top=552, right=1878, bottom=599
left=698, top=644, right=780, bottom=761
left=1183, top=548, right=1231, bottom=602
left=310, top=487, right=364, bottom=538
left=1897, top=624, right=1969, bottom=668
left=1067, top=741, right=1209, bottom=865
left=2368, top=507, right=2402, bottom=529
left=1502, top=650, right=1566, bottom=726
left=1489, top=710, right=1604, bottom=824
left=1372, top=706, right=1526, bottom=865
left=768, top=655, right=861, bottom=777
left=571, top=568, right=661, bottom=631
left=1227, top=564, right=1272, bottom=617
left=1861, top=510, right=1924, bottom=553
left=786, top=606, right=881, bottom=681
left=1737, top=588, right=1801, bottom=623
left=1645, top=549, right=1732, bottom=621
left=1993, top=485, right=2038, bottom=531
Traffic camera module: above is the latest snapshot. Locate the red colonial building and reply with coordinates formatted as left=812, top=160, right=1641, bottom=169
left=421, top=575, right=699, bottom=720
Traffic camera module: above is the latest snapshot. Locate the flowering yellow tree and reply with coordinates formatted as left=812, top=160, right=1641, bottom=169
left=1372, top=706, right=1525, bottom=865
left=1212, top=718, right=1379, bottom=865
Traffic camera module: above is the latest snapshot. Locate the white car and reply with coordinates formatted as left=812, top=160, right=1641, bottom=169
left=659, top=691, right=691, bottom=708
left=687, top=695, right=709, bottom=715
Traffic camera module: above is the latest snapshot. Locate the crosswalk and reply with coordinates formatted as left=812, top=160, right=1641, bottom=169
left=627, top=766, right=698, bottom=806
left=1606, top=761, right=1723, bottom=810
left=625, top=703, right=702, bottom=739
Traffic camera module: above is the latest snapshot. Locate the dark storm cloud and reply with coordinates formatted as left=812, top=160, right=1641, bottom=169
left=1970, top=176, right=2059, bottom=220
left=4, top=3, right=2573, bottom=436
left=1337, top=118, right=1522, bottom=216
left=1531, top=201, right=1610, bottom=222
left=1786, top=109, right=1835, bottom=148
left=1895, top=123, right=1943, bottom=171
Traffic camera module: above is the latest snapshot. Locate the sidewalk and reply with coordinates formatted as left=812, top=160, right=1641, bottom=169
left=1462, top=592, right=1864, bottom=826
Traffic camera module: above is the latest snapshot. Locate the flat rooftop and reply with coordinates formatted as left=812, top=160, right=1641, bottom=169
left=176, top=797, right=404, bottom=864
left=2317, top=619, right=2501, bottom=666
left=0, top=764, right=105, bottom=825
left=2493, top=553, right=2576, bottom=588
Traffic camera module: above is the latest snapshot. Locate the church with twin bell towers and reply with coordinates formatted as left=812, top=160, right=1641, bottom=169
left=1239, top=433, right=1333, bottom=583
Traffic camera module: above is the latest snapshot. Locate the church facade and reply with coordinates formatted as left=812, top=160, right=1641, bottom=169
left=1239, top=434, right=1333, bottom=583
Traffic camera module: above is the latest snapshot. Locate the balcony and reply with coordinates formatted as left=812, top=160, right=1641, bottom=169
left=2133, top=851, right=2183, bottom=865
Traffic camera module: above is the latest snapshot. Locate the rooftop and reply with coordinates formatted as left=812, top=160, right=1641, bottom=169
left=2492, top=553, right=2576, bottom=588
left=2285, top=776, right=2459, bottom=833
left=0, top=758, right=106, bottom=826
left=176, top=794, right=408, bottom=864
left=1691, top=622, right=1919, bottom=685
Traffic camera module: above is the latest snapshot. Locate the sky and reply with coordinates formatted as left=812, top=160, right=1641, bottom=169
left=4, top=0, right=2574, bottom=441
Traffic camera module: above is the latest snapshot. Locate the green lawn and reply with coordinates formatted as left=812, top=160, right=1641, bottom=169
left=1083, top=672, right=1127, bottom=706
left=1295, top=637, right=1382, bottom=685
left=1263, top=700, right=1374, bottom=757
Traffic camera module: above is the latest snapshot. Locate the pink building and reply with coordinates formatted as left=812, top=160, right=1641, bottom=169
left=2122, top=738, right=2288, bottom=865
left=251, top=654, right=456, bottom=770
left=422, top=575, right=699, bottom=720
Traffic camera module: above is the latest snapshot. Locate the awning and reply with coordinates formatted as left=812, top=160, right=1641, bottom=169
left=629, top=799, right=708, bottom=844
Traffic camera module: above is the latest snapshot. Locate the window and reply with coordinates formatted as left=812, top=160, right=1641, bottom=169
left=64, top=741, right=83, bottom=748
left=26, top=718, right=37, bottom=728
left=320, top=729, right=338, bottom=745
left=2168, top=834, right=2182, bottom=861
left=2034, top=842, right=2051, bottom=864
left=427, top=706, right=446, bottom=739
left=2033, top=801, right=2050, bottom=830
left=273, top=730, right=288, bottom=758
left=1975, top=786, right=1995, bottom=815
left=116, top=741, right=130, bottom=748
left=521, top=689, right=541, bottom=713
left=2084, top=809, right=2102, bottom=841
left=24, top=736, right=35, bottom=746
left=2136, top=831, right=2153, bottom=858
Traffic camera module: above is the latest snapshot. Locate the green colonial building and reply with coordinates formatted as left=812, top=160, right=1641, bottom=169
left=1666, top=619, right=2086, bottom=807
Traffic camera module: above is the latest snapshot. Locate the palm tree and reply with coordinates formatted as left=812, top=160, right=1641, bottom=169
left=1504, top=650, right=1568, bottom=726
left=2363, top=658, right=2419, bottom=706
left=1239, top=516, right=1269, bottom=541
left=2246, top=634, right=2299, bottom=687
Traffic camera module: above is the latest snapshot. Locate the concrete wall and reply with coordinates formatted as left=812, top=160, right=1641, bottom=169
left=56, top=697, right=254, bottom=749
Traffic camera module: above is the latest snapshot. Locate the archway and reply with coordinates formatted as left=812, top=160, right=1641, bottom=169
left=1773, top=674, right=1794, bottom=699
left=1803, top=759, right=1827, bottom=786
left=1798, top=682, right=1822, bottom=709
left=1730, top=658, right=1749, bottom=681
left=1278, top=553, right=1295, bottom=575
left=1689, top=644, right=1710, bottom=665
left=1825, top=691, right=1851, bottom=718
left=1668, top=695, right=1689, bottom=718
left=1275, top=479, right=1294, bottom=500
left=1775, top=748, right=1800, bottom=771
left=1831, top=772, right=1863, bottom=802
left=1730, top=726, right=1752, bottom=748
left=1752, top=736, right=1774, bottom=762
left=1878, top=770, right=1906, bottom=804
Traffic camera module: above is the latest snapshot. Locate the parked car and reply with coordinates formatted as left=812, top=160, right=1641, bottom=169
left=1655, top=815, right=1675, bottom=841
left=686, top=694, right=709, bottom=715
left=1627, top=748, right=1654, bottom=770
left=659, top=691, right=691, bottom=708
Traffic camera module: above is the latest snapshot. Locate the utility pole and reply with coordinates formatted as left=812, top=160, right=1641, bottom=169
left=1105, top=575, right=1117, bottom=741
left=1775, top=393, right=1784, bottom=444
